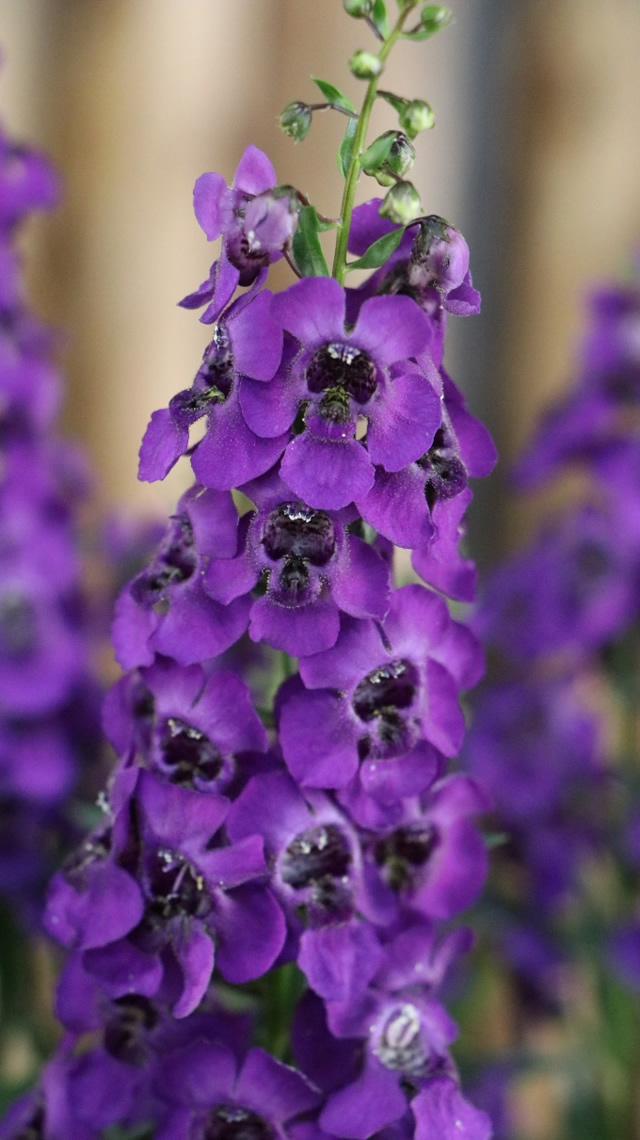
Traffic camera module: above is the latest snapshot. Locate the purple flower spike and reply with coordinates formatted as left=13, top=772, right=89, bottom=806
left=262, top=278, right=439, bottom=510
left=139, top=286, right=286, bottom=487
left=204, top=466, right=390, bottom=657
left=112, top=485, right=251, bottom=668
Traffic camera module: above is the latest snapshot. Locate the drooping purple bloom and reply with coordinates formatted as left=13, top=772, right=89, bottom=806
left=178, top=145, right=297, bottom=324
left=139, top=285, right=286, bottom=488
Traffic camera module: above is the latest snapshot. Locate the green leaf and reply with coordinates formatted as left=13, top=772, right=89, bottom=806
left=291, top=206, right=330, bottom=277
left=377, top=89, right=409, bottom=115
left=338, top=115, right=358, bottom=178
left=370, top=0, right=389, bottom=38
left=346, top=226, right=404, bottom=272
left=311, top=77, right=355, bottom=113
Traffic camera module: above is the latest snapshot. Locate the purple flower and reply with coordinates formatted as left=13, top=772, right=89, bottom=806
left=250, top=277, right=440, bottom=510
left=228, top=767, right=388, bottom=1001
left=203, top=466, right=391, bottom=656
left=0, top=130, right=59, bottom=227
left=139, top=285, right=286, bottom=488
left=279, top=586, right=483, bottom=809
left=103, top=657, right=268, bottom=794
left=153, top=1040, right=320, bottom=1140
left=178, top=146, right=296, bottom=324
left=112, top=485, right=251, bottom=668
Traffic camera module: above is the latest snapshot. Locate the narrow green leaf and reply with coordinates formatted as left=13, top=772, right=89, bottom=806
left=338, top=115, right=358, bottom=178
left=400, top=25, right=442, bottom=40
left=345, top=226, right=404, bottom=272
left=291, top=206, right=330, bottom=277
left=311, top=77, right=356, bottom=113
left=370, top=0, right=390, bottom=38
left=377, top=89, right=409, bottom=115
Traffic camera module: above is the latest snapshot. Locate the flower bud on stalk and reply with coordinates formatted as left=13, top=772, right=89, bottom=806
left=349, top=50, right=383, bottom=80
left=279, top=101, right=313, bottom=142
left=380, top=179, right=424, bottom=223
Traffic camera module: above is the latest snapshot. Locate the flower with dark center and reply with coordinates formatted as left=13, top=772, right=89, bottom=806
left=241, top=276, right=440, bottom=511
left=417, top=427, right=468, bottom=511
left=280, top=824, right=352, bottom=890
left=203, top=1105, right=275, bottom=1140
left=112, top=486, right=251, bottom=669
left=158, top=718, right=224, bottom=788
left=69, top=771, right=286, bottom=1018
left=374, top=824, right=438, bottom=892
left=204, top=467, right=390, bottom=657
left=281, top=586, right=484, bottom=824
left=139, top=286, right=285, bottom=488
left=375, top=1003, right=427, bottom=1075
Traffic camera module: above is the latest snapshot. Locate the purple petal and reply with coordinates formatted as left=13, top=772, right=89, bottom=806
left=185, top=486, right=239, bottom=561
left=205, top=549, right=258, bottom=605
left=320, top=1055, right=406, bottom=1139
left=215, top=884, right=286, bottom=983
left=173, top=927, right=216, bottom=1017
left=273, top=278, right=346, bottom=344
left=111, top=588, right=156, bottom=669
left=282, top=434, right=374, bottom=511
left=154, top=1040, right=236, bottom=1106
left=331, top=536, right=390, bottom=620
left=367, top=373, right=441, bottom=472
left=152, top=586, right=251, bottom=666
left=249, top=596, right=340, bottom=656
left=83, top=939, right=163, bottom=999
left=357, top=466, right=434, bottom=549
left=138, top=408, right=189, bottom=482
left=299, top=618, right=385, bottom=691
left=233, top=145, right=277, bottom=195
left=192, top=399, right=288, bottom=489
left=413, top=1080, right=491, bottom=1140
left=199, top=253, right=241, bottom=324
left=138, top=770, right=229, bottom=856
left=193, top=172, right=231, bottom=239
left=279, top=688, right=359, bottom=789
left=423, top=659, right=465, bottom=757
left=178, top=266, right=216, bottom=309
left=354, top=296, right=431, bottom=364
left=348, top=198, right=396, bottom=256
left=236, top=1050, right=321, bottom=1122
left=360, top=740, right=440, bottom=803
left=239, top=372, right=301, bottom=438
left=229, top=291, right=283, bottom=380
left=44, top=865, right=144, bottom=950
left=298, top=922, right=383, bottom=1002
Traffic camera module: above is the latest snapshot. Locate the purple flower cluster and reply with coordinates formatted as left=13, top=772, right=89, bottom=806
left=465, top=262, right=640, bottom=1027
left=16, top=142, right=497, bottom=1140
left=0, top=122, right=102, bottom=916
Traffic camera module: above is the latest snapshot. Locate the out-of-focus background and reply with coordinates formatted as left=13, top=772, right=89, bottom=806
left=0, top=0, right=639, bottom=567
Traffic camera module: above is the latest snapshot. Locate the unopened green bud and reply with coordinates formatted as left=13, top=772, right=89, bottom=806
left=349, top=50, right=383, bottom=80
left=361, top=131, right=415, bottom=187
left=279, top=101, right=312, bottom=143
left=399, top=99, right=436, bottom=139
left=420, top=5, right=453, bottom=34
left=379, top=180, right=423, bottom=225
left=343, top=0, right=372, bottom=15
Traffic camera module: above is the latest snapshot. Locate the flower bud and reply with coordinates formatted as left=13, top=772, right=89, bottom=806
left=361, top=131, right=416, bottom=187
left=379, top=181, right=423, bottom=225
left=420, top=5, right=453, bottom=34
left=343, top=0, right=372, bottom=15
left=243, top=186, right=300, bottom=255
left=349, top=50, right=383, bottom=80
left=279, top=102, right=312, bottom=143
left=399, top=100, right=436, bottom=139
left=408, top=215, right=470, bottom=293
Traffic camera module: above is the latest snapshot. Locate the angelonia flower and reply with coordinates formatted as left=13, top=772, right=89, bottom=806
left=3, top=4, right=497, bottom=1137
left=463, top=257, right=640, bottom=1127
left=0, top=114, right=103, bottom=920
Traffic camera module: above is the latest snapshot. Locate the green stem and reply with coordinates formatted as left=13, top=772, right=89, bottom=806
left=331, top=10, right=411, bottom=283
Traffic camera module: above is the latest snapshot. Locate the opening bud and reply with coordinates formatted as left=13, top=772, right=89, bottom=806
left=279, top=102, right=313, bottom=143
left=243, top=187, right=300, bottom=255
left=343, top=0, right=373, bottom=15
left=361, top=131, right=416, bottom=187
left=399, top=100, right=436, bottom=139
left=420, top=5, right=453, bottom=34
left=379, top=181, right=423, bottom=225
left=349, top=50, right=383, bottom=80
left=408, top=215, right=470, bottom=292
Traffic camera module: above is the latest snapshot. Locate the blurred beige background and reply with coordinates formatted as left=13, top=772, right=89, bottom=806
left=0, top=0, right=639, bottom=559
